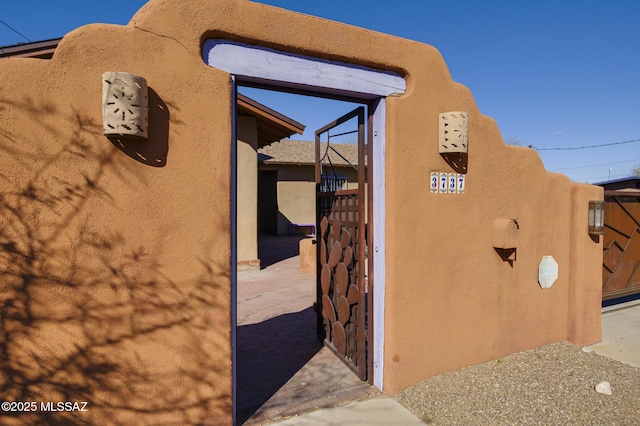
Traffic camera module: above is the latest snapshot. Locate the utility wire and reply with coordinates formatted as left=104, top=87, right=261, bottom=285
left=534, top=138, right=640, bottom=151
left=550, top=157, right=640, bottom=172
left=575, top=173, right=629, bottom=183
left=0, top=19, right=31, bottom=43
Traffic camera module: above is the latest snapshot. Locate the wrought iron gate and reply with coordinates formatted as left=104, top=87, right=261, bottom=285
left=602, top=191, right=640, bottom=300
left=315, top=106, right=369, bottom=380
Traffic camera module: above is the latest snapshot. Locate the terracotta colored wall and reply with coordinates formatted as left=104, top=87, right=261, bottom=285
left=0, top=14, right=233, bottom=426
left=0, top=0, right=604, bottom=422
left=132, top=0, right=603, bottom=394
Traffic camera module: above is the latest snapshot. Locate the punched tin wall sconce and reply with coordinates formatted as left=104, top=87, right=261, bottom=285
left=588, top=200, right=605, bottom=235
left=102, top=71, right=148, bottom=138
left=439, top=111, right=468, bottom=154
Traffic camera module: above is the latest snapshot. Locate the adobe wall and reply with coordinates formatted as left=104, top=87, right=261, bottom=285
left=131, top=0, right=605, bottom=393
left=0, top=0, right=603, bottom=423
left=0, top=11, right=234, bottom=426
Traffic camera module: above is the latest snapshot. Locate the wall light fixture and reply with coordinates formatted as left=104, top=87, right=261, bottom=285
left=102, top=71, right=148, bottom=138
left=588, top=200, right=605, bottom=235
left=438, top=111, right=468, bottom=154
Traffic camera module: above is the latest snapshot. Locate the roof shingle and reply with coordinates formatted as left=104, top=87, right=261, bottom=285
left=258, top=139, right=358, bottom=167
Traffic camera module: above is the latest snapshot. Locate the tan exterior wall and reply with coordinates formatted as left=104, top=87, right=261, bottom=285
left=277, top=180, right=315, bottom=234
left=259, top=164, right=358, bottom=235
left=0, top=12, right=233, bottom=426
left=237, top=116, right=259, bottom=268
left=0, top=0, right=603, bottom=422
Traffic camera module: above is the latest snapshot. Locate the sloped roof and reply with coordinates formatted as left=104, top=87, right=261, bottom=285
left=593, top=176, right=640, bottom=186
left=258, top=139, right=358, bottom=167
left=237, top=94, right=305, bottom=147
left=0, top=38, right=62, bottom=59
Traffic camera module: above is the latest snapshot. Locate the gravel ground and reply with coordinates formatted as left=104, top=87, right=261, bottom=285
left=393, top=342, right=640, bottom=425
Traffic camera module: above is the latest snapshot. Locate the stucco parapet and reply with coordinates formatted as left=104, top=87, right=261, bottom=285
left=572, top=182, right=605, bottom=197
left=131, top=0, right=449, bottom=80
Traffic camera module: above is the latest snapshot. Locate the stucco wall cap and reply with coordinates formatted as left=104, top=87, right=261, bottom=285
left=129, top=0, right=424, bottom=77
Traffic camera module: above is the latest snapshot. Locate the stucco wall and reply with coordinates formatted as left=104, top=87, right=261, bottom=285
left=130, top=0, right=605, bottom=394
left=277, top=180, right=315, bottom=235
left=237, top=116, right=258, bottom=267
left=258, top=164, right=358, bottom=235
left=0, top=0, right=604, bottom=423
left=0, top=14, right=233, bottom=426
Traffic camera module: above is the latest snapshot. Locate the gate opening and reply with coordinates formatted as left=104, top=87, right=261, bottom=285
left=234, top=86, right=375, bottom=424
left=204, top=38, right=407, bottom=424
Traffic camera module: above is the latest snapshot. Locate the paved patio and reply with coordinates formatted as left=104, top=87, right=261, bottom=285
left=236, top=234, right=379, bottom=425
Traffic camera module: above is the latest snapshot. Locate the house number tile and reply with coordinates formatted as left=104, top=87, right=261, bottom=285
left=431, top=171, right=466, bottom=195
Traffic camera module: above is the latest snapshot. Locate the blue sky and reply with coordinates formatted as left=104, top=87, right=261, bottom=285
left=2, top=0, right=639, bottom=183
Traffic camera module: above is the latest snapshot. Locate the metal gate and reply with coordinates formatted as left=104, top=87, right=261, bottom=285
left=602, top=190, right=640, bottom=300
left=315, top=106, right=369, bottom=380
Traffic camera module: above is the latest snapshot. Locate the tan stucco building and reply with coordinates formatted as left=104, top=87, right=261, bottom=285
left=258, top=139, right=359, bottom=236
left=235, top=97, right=305, bottom=269
left=0, top=0, right=603, bottom=424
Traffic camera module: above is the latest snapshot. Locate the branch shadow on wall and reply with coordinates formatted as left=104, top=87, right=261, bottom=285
left=0, top=98, right=230, bottom=425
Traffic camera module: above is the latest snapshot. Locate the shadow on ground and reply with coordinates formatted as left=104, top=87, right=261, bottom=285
left=237, top=234, right=379, bottom=425
left=258, top=233, right=311, bottom=268
left=236, top=307, right=322, bottom=424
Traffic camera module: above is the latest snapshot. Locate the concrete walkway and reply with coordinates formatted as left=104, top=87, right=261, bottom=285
left=584, top=300, right=640, bottom=368
left=267, top=396, right=425, bottom=426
